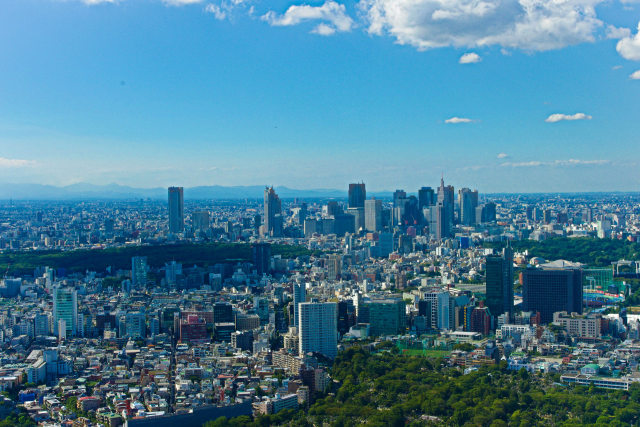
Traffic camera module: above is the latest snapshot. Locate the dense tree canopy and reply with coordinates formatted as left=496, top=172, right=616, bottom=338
left=207, top=346, right=640, bottom=426
left=486, top=237, right=639, bottom=267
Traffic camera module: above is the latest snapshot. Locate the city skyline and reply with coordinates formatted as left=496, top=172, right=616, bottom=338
left=1, top=0, right=640, bottom=192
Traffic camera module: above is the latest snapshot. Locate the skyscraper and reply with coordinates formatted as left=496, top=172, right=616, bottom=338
left=364, top=199, right=382, bottom=232
left=357, top=298, right=406, bottom=337
left=53, top=287, right=77, bottom=337
left=168, top=187, right=184, bottom=234
left=435, top=203, right=449, bottom=240
left=418, top=187, right=435, bottom=210
left=131, top=256, right=148, bottom=288
left=264, top=186, right=283, bottom=237
left=293, top=282, right=306, bottom=328
left=485, top=245, right=514, bottom=321
left=298, top=302, right=338, bottom=359
left=459, top=188, right=479, bottom=226
left=437, top=177, right=454, bottom=232
left=348, top=183, right=366, bottom=208
left=252, top=243, right=271, bottom=276
left=523, top=262, right=583, bottom=324
left=192, top=211, right=210, bottom=231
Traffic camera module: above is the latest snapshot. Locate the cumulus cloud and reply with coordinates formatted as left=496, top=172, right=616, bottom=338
left=617, top=21, right=640, bottom=60
left=606, top=25, right=631, bottom=40
left=358, top=0, right=604, bottom=52
left=501, top=159, right=609, bottom=167
left=545, top=112, right=592, bottom=123
left=262, top=1, right=354, bottom=35
left=459, top=52, right=481, bottom=64
left=312, top=23, right=337, bottom=36
left=497, top=153, right=509, bottom=159
left=0, top=157, right=36, bottom=168
left=631, top=70, right=640, bottom=79
left=445, top=116, right=475, bottom=124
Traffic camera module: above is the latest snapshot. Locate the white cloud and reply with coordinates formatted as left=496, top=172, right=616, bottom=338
left=312, top=23, right=337, bottom=36
left=205, top=4, right=226, bottom=19
left=459, top=52, right=481, bottom=64
left=617, top=21, right=640, bottom=60
left=445, top=116, right=475, bottom=124
left=545, top=112, right=592, bottom=123
left=0, top=157, right=36, bottom=168
left=606, top=25, right=631, bottom=40
left=501, top=159, right=609, bottom=167
left=358, top=0, right=604, bottom=52
left=631, top=70, right=640, bottom=79
left=497, top=153, right=509, bottom=159
left=262, top=1, right=354, bottom=35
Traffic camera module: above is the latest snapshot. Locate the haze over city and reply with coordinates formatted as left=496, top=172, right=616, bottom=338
left=1, top=0, right=640, bottom=192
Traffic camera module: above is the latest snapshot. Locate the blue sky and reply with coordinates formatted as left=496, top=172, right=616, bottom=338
left=0, top=0, right=639, bottom=193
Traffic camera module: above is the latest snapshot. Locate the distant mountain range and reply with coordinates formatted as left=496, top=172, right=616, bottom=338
left=0, top=182, right=394, bottom=200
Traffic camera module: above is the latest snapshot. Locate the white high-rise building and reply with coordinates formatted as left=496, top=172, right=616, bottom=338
left=53, top=287, right=77, bottom=337
left=298, top=302, right=338, bottom=359
left=364, top=199, right=382, bottom=232
left=293, top=282, right=306, bottom=328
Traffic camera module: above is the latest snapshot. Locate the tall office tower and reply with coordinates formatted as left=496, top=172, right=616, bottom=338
left=337, top=300, right=355, bottom=336
left=131, top=256, right=148, bottom=288
left=435, top=203, right=449, bottom=240
left=264, top=186, right=282, bottom=237
left=364, top=199, right=383, bottom=232
left=525, top=205, right=534, bottom=221
left=418, top=187, right=435, bottom=210
left=459, top=188, right=479, bottom=226
left=213, top=302, right=234, bottom=323
left=523, top=263, right=583, bottom=324
left=347, top=207, right=365, bottom=233
left=53, top=287, right=77, bottom=337
left=326, top=254, right=342, bottom=281
left=299, top=202, right=308, bottom=224
left=392, top=190, right=407, bottom=225
left=325, top=201, right=342, bottom=217
left=358, top=298, right=406, bottom=337
left=437, top=177, right=455, bottom=226
left=437, top=292, right=455, bottom=331
left=168, top=187, right=184, bottom=234
left=484, top=202, right=496, bottom=222
left=125, top=312, right=146, bottom=339
left=298, top=302, right=338, bottom=359
left=393, top=189, right=407, bottom=209
left=293, top=282, right=306, bottom=328
left=252, top=243, right=271, bottom=276
left=348, top=183, right=366, bottom=208
left=485, top=245, right=514, bottom=321
left=192, top=211, right=210, bottom=231
left=543, top=209, right=552, bottom=224
left=34, top=313, right=51, bottom=336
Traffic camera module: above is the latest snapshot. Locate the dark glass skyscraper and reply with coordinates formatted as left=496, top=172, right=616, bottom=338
left=263, top=186, right=282, bottom=237
left=418, top=187, right=435, bottom=210
left=348, top=183, right=366, bottom=208
left=485, top=245, right=514, bottom=321
left=523, top=264, right=583, bottom=324
left=168, top=186, right=184, bottom=234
